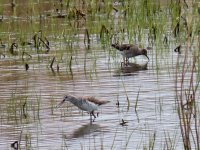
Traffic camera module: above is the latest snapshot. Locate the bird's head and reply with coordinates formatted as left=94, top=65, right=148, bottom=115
left=111, top=43, right=119, bottom=48
left=141, top=49, right=149, bottom=61
left=56, top=94, right=74, bottom=108
left=63, top=94, right=72, bottom=101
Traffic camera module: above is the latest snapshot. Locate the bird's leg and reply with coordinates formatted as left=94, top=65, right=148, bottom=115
left=90, top=113, right=92, bottom=121
left=91, top=110, right=96, bottom=118
left=125, top=57, right=129, bottom=66
left=90, top=110, right=96, bottom=122
left=121, top=62, right=124, bottom=68
left=122, top=56, right=126, bottom=67
left=89, top=113, right=94, bottom=124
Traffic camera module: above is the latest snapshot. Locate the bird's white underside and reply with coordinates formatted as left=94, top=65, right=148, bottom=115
left=78, top=100, right=99, bottom=112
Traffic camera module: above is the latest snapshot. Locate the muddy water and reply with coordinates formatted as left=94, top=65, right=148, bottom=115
left=0, top=43, right=187, bottom=150
left=0, top=1, right=198, bottom=150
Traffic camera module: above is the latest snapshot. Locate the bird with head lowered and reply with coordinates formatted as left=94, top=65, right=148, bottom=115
left=57, top=94, right=110, bottom=122
left=111, top=43, right=149, bottom=66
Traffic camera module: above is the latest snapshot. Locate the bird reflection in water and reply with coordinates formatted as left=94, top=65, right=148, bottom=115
left=114, top=62, right=148, bottom=76
left=63, top=123, right=102, bottom=139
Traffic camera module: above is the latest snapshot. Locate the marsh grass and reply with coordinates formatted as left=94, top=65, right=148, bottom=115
left=24, top=131, right=32, bottom=149
left=6, top=91, right=44, bottom=125
left=173, top=1, right=200, bottom=149
left=175, top=40, right=199, bottom=150
left=111, top=128, right=118, bottom=150
left=125, top=129, right=135, bottom=149
left=50, top=96, right=58, bottom=116
left=135, top=87, right=140, bottom=112
left=142, top=131, right=156, bottom=150
left=163, top=130, right=178, bottom=150
left=121, top=79, right=130, bottom=111
left=7, top=92, right=29, bottom=124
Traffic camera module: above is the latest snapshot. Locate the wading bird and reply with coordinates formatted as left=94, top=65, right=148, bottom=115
left=111, top=43, right=149, bottom=66
left=57, top=94, right=110, bottom=121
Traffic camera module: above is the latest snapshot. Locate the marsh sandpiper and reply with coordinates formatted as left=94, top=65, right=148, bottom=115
left=111, top=43, right=149, bottom=66
left=57, top=94, right=110, bottom=121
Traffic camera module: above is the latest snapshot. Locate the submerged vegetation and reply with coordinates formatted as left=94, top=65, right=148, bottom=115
left=0, top=0, right=199, bottom=149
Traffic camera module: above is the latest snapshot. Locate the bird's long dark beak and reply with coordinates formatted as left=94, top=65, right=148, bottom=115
left=56, top=99, right=65, bottom=108
left=145, top=55, right=150, bottom=62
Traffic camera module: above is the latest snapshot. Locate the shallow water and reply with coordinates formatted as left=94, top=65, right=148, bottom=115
left=0, top=43, right=189, bottom=150
left=0, top=1, right=199, bottom=150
